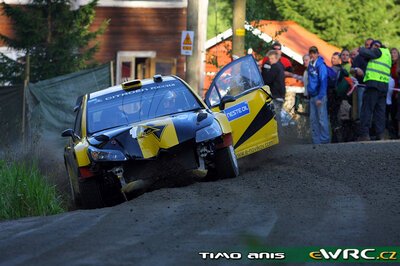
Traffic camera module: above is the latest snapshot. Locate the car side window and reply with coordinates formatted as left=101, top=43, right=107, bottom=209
left=205, top=55, right=265, bottom=108
left=207, top=85, right=221, bottom=106
left=74, top=105, right=83, bottom=137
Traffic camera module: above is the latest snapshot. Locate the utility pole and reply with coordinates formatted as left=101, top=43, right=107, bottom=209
left=186, top=0, right=209, bottom=96
left=232, top=0, right=246, bottom=58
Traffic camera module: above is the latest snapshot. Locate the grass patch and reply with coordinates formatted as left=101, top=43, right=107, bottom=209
left=0, top=160, right=65, bottom=221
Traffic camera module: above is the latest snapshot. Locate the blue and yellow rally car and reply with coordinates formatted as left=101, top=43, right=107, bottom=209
left=62, top=55, right=278, bottom=209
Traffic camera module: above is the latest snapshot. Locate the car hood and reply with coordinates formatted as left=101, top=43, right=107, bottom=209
left=88, top=110, right=215, bottom=159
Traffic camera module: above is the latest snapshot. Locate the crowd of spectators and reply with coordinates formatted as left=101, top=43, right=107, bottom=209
left=261, top=39, right=399, bottom=144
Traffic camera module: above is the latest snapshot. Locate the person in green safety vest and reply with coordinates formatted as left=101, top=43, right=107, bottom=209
left=358, top=40, right=392, bottom=141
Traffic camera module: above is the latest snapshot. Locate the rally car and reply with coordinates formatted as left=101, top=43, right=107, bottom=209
left=62, top=55, right=278, bottom=209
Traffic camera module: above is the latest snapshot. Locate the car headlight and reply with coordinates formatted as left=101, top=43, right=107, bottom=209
left=88, top=147, right=127, bottom=162
left=195, top=120, right=222, bottom=143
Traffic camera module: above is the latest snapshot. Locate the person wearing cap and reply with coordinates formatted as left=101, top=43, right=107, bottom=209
left=261, top=41, right=293, bottom=74
left=307, top=46, right=330, bottom=144
left=272, top=42, right=293, bottom=72
left=357, top=40, right=391, bottom=141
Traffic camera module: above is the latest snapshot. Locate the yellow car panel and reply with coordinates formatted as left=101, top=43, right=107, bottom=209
left=213, top=112, right=232, bottom=134
left=212, top=89, right=278, bottom=158
left=134, top=119, right=179, bottom=159
left=74, top=139, right=91, bottom=167
left=205, top=55, right=279, bottom=158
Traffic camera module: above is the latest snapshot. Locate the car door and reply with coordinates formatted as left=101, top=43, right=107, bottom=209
left=204, top=55, right=279, bottom=159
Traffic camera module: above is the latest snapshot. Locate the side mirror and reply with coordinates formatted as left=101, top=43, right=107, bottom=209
left=61, top=129, right=80, bottom=141
left=219, top=95, right=236, bottom=111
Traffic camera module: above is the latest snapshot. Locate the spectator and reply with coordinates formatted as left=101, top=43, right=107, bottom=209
left=387, top=48, right=399, bottom=138
left=397, top=93, right=400, bottom=139
left=302, top=54, right=311, bottom=93
left=260, top=41, right=293, bottom=75
left=288, top=54, right=310, bottom=115
left=350, top=38, right=374, bottom=118
left=358, top=40, right=391, bottom=141
left=386, top=78, right=395, bottom=136
left=365, top=38, right=374, bottom=49
left=262, top=49, right=286, bottom=127
left=272, top=41, right=293, bottom=73
left=340, top=48, right=351, bottom=73
left=307, top=46, right=330, bottom=144
left=331, top=52, right=342, bottom=69
left=397, top=52, right=400, bottom=138
left=328, top=52, right=343, bottom=142
left=350, top=48, right=359, bottom=63
left=288, top=54, right=310, bottom=96
left=348, top=48, right=361, bottom=122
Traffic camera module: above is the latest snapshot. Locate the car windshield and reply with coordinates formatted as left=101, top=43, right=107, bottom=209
left=86, top=79, right=202, bottom=134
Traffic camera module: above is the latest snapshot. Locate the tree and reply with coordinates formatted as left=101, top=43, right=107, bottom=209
left=207, top=0, right=233, bottom=39
left=245, top=0, right=285, bottom=58
left=0, top=53, right=24, bottom=85
left=208, top=0, right=283, bottom=39
left=246, top=0, right=282, bottom=21
left=0, top=0, right=108, bottom=84
left=274, top=0, right=400, bottom=49
left=208, top=0, right=400, bottom=51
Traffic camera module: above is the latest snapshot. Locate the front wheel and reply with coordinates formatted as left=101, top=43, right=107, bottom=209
left=79, top=176, right=125, bottom=209
left=64, top=159, right=82, bottom=209
left=214, top=145, right=239, bottom=179
left=79, top=178, right=105, bottom=209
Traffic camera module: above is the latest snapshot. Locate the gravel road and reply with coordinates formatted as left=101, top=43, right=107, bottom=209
left=1, top=140, right=399, bottom=266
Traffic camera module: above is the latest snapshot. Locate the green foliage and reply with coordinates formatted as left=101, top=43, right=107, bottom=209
left=0, top=53, right=24, bottom=85
left=245, top=0, right=285, bottom=58
left=0, top=0, right=108, bottom=84
left=208, top=0, right=400, bottom=52
left=207, top=0, right=233, bottom=39
left=0, top=160, right=65, bottom=220
left=246, top=0, right=283, bottom=21
left=207, top=0, right=286, bottom=61
left=207, top=0, right=283, bottom=39
left=274, top=0, right=400, bottom=49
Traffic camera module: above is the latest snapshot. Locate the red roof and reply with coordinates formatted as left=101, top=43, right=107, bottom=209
left=255, top=20, right=341, bottom=65
left=204, top=20, right=341, bottom=92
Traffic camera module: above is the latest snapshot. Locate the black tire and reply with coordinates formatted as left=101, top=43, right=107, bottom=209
left=203, top=167, right=218, bottom=181
left=67, top=171, right=82, bottom=209
left=79, top=178, right=105, bottom=209
left=64, top=159, right=82, bottom=209
left=214, top=145, right=239, bottom=179
left=79, top=176, right=125, bottom=209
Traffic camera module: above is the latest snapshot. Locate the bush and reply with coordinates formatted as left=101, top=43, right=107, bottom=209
left=0, top=160, right=65, bottom=220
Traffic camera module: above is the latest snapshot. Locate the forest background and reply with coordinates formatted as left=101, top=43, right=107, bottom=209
left=208, top=0, right=400, bottom=50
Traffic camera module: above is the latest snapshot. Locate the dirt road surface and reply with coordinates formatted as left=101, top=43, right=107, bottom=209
left=1, top=140, right=399, bottom=265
